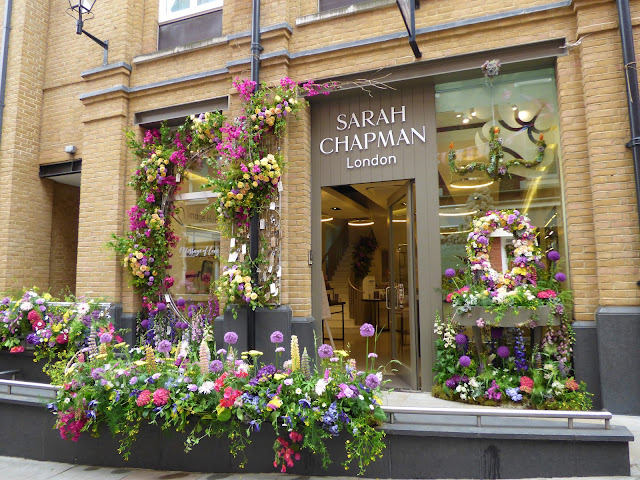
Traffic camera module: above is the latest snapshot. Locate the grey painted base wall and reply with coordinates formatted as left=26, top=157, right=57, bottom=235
left=0, top=401, right=631, bottom=478
left=596, top=306, right=640, bottom=415
left=573, top=321, right=603, bottom=410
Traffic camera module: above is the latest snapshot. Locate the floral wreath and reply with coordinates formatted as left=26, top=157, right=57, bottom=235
left=466, top=209, right=541, bottom=292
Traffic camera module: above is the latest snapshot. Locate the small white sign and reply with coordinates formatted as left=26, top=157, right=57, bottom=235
left=228, top=252, right=238, bottom=262
left=278, top=181, right=283, bottom=192
left=277, top=267, right=281, bottom=278
left=260, top=219, right=266, bottom=229
left=241, top=244, right=246, bottom=254
left=270, top=283, right=276, bottom=294
left=270, top=202, right=276, bottom=210
left=230, top=238, right=236, bottom=248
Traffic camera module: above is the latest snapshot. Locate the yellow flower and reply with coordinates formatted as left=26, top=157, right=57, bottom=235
left=96, top=353, right=108, bottom=360
left=52, top=324, right=62, bottom=333
left=248, top=350, right=263, bottom=356
left=43, top=293, right=52, bottom=301
left=266, top=395, right=282, bottom=411
left=334, top=350, right=348, bottom=357
left=274, top=373, right=287, bottom=380
left=134, top=360, right=146, bottom=366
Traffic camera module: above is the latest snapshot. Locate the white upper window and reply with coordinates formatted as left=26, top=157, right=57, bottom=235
left=159, top=0, right=223, bottom=23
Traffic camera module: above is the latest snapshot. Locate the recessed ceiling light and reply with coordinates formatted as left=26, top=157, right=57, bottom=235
left=321, top=216, right=334, bottom=222
left=456, top=114, right=462, bottom=118
left=450, top=179, right=494, bottom=189
left=439, top=210, right=478, bottom=217
left=462, top=118, right=470, bottom=124
left=470, top=110, right=477, bottom=117
left=331, top=207, right=341, bottom=211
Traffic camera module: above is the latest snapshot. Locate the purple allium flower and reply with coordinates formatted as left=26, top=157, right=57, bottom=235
left=270, top=330, right=284, bottom=344
left=224, top=331, right=238, bottom=345
left=445, top=268, right=456, bottom=278
left=365, top=373, right=381, bottom=389
left=555, top=272, right=567, bottom=282
left=368, top=352, right=378, bottom=358
left=156, top=302, right=166, bottom=311
left=547, top=251, right=561, bottom=262
left=318, top=343, right=333, bottom=359
left=455, top=333, right=468, bottom=345
left=497, top=346, right=510, bottom=358
left=157, top=340, right=172, bottom=354
left=176, top=297, right=186, bottom=307
left=140, top=319, right=150, bottom=329
left=99, top=333, right=112, bottom=344
left=360, top=323, right=375, bottom=337
left=275, top=346, right=285, bottom=353
left=459, top=355, right=471, bottom=368
left=209, top=360, right=223, bottom=373
left=175, top=321, right=188, bottom=329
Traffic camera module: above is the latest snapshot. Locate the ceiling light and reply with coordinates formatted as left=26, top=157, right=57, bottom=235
left=331, top=207, right=341, bottom=211
left=462, top=117, right=470, bottom=124
left=348, top=219, right=374, bottom=226
left=512, top=105, right=518, bottom=111
left=392, top=218, right=407, bottom=223
left=439, top=209, right=478, bottom=217
left=321, top=216, right=333, bottom=222
left=449, top=178, right=494, bottom=189
left=456, top=114, right=462, bottom=118
left=470, top=109, right=477, bottom=117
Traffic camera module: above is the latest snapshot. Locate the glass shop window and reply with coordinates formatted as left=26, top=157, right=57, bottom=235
left=169, top=161, right=220, bottom=300
left=159, top=0, right=222, bottom=23
left=435, top=67, right=566, bottom=289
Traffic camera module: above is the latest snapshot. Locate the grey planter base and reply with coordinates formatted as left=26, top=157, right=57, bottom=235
left=0, top=399, right=632, bottom=478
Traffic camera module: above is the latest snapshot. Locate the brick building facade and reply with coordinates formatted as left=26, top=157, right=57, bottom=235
left=0, top=0, right=638, bottom=408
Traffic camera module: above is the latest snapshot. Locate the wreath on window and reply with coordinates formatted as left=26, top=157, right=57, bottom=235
left=465, top=209, right=541, bottom=291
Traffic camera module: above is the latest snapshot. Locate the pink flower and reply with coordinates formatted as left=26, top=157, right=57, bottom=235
left=153, top=388, right=170, bottom=406
left=136, top=389, right=152, bottom=407
left=10, top=346, right=24, bottom=353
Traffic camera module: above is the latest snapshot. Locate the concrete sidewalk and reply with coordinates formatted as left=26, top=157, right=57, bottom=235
left=1, top=391, right=637, bottom=480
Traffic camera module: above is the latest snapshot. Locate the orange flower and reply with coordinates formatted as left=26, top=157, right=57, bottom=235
left=539, top=133, right=544, bottom=141
left=493, top=126, right=500, bottom=134
left=449, top=142, right=454, bottom=149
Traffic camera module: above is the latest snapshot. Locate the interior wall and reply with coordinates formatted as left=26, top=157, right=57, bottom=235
left=49, top=182, right=80, bottom=297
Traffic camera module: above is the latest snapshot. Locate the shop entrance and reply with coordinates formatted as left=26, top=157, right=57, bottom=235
left=321, top=180, right=419, bottom=389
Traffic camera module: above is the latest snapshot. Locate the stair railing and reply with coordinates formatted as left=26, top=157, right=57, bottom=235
left=322, top=223, right=349, bottom=281
left=348, top=272, right=367, bottom=324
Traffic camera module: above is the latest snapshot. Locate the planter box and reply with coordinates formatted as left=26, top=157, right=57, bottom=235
left=0, top=350, right=49, bottom=383
left=456, top=305, right=558, bottom=328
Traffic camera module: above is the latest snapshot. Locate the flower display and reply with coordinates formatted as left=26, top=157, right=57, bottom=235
left=51, top=328, right=387, bottom=475
left=432, top=313, right=591, bottom=410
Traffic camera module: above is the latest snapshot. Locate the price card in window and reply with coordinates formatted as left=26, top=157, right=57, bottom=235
left=268, top=265, right=273, bottom=273
left=270, top=283, right=277, bottom=295
left=176, top=173, right=181, bottom=183
left=270, top=202, right=276, bottom=210
left=277, top=267, right=281, bottom=278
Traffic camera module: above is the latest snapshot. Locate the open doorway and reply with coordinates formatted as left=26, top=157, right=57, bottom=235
left=320, top=180, right=419, bottom=390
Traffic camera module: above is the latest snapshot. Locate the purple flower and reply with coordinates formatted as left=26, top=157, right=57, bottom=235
left=217, top=348, right=227, bottom=355
left=224, top=331, right=238, bottom=345
left=140, top=319, right=150, bottom=329
left=157, top=340, right=172, bottom=354
left=555, top=272, right=567, bottom=282
left=360, top=323, right=375, bottom=337
left=365, top=373, right=381, bottom=389
left=129, top=376, right=138, bottom=385
left=90, top=368, right=105, bottom=380
left=1, top=297, right=9, bottom=305
left=176, top=297, right=186, bottom=307
left=455, top=333, right=468, bottom=345
left=275, top=346, right=285, bottom=353
left=188, top=384, right=198, bottom=392
left=270, top=330, right=284, bottom=344
left=368, top=352, right=378, bottom=358
left=459, top=355, right=471, bottom=368
left=209, top=360, right=223, bottom=373
left=445, top=268, right=456, bottom=278
left=547, top=251, right=560, bottom=262
left=99, top=333, right=112, bottom=344
left=156, top=302, right=166, bottom=311
left=26, top=333, right=40, bottom=345
left=445, top=377, right=458, bottom=389
left=497, top=346, right=510, bottom=358
left=318, top=343, right=333, bottom=359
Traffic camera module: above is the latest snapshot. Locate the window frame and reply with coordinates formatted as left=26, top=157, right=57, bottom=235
left=158, top=0, right=223, bottom=24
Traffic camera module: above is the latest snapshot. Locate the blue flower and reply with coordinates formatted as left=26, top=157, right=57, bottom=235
left=86, top=410, right=96, bottom=420
left=299, top=398, right=311, bottom=409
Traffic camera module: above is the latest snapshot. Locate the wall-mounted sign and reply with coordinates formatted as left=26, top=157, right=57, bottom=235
left=312, top=86, right=433, bottom=186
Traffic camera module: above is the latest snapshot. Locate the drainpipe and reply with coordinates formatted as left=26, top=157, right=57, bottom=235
left=0, top=0, right=13, bottom=149
left=616, top=1, right=640, bottom=235
left=247, top=0, right=262, bottom=351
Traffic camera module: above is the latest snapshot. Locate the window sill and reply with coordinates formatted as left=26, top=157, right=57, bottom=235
left=296, top=0, right=396, bottom=27
left=133, top=35, right=228, bottom=65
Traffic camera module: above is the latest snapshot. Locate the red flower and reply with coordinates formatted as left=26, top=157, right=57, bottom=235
left=32, top=319, right=45, bottom=330
left=537, top=289, right=557, bottom=299
left=153, top=388, right=170, bottom=406
left=219, top=386, right=242, bottom=408
left=56, top=333, right=69, bottom=344
left=214, top=372, right=227, bottom=392
left=27, top=310, right=41, bottom=323
left=10, top=346, right=24, bottom=353
left=565, top=379, right=579, bottom=392
left=136, top=389, right=152, bottom=407
left=520, top=376, right=534, bottom=393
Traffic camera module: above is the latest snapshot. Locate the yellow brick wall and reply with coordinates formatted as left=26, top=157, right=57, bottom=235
left=49, top=182, right=80, bottom=297
left=0, top=0, right=638, bottom=320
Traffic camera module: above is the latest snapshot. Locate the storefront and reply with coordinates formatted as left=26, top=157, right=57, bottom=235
left=311, top=51, right=566, bottom=390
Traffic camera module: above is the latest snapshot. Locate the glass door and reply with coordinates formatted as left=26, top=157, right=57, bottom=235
left=387, top=181, right=418, bottom=389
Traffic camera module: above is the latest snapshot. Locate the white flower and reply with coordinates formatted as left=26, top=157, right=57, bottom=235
left=64, top=397, right=71, bottom=404
left=199, top=381, right=216, bottom=394
left=20, top=302, right=33, bottom=312
left=77, top=303, right=90, bottom=316
left=315, top=378, right=329, bottom=396
left=469, top=377, right=480, bottom=388
left=295, top=388, right=302, bottom=395
left=358, top=394, right=364, bottom=401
